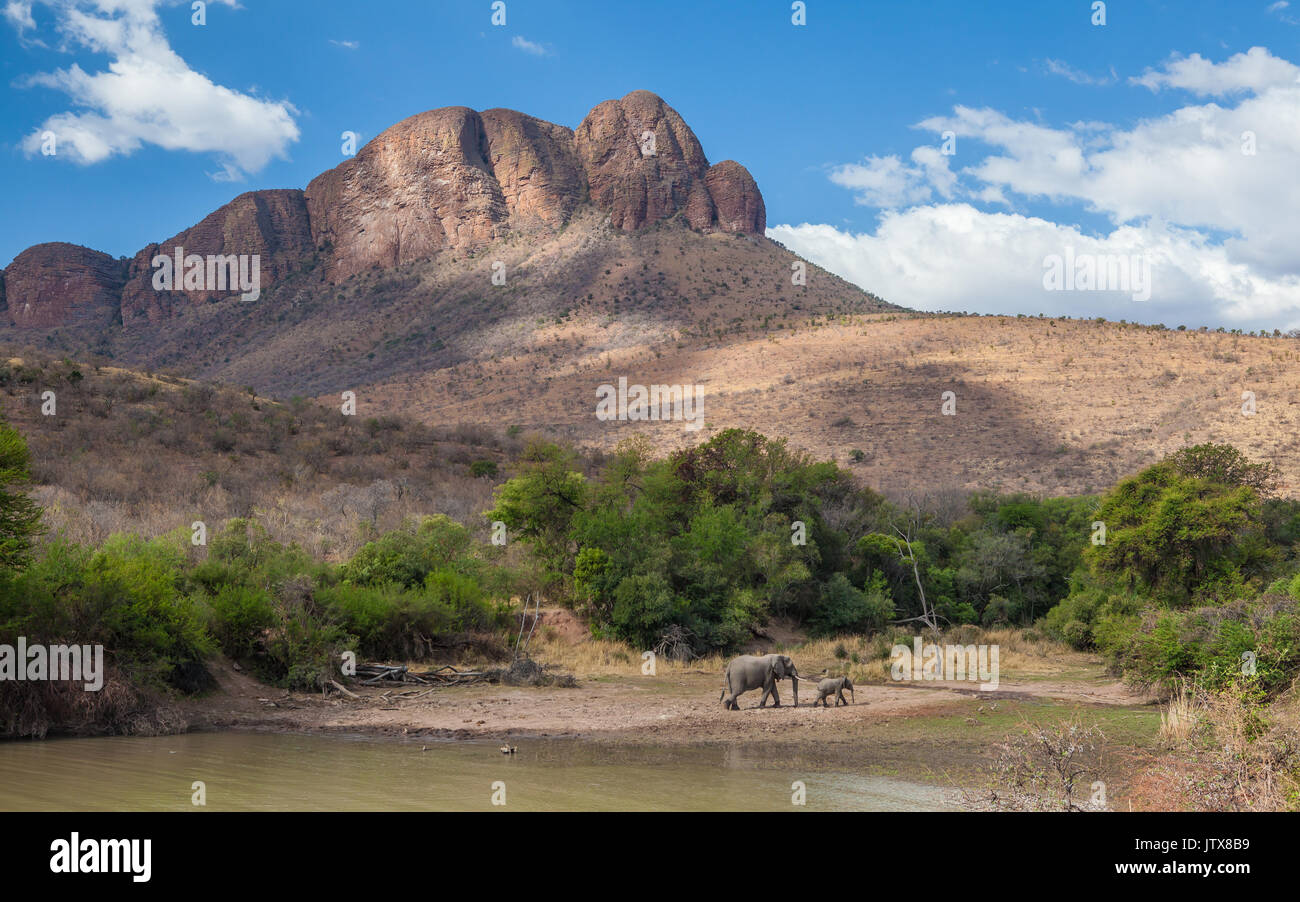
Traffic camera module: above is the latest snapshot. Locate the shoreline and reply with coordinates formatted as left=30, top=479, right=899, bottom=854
left=164, top=657, right=1159, bottom=793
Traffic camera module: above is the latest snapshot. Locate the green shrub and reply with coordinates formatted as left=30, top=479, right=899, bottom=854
left=808, top=573, right=895, bottom=637
left=204, top=584, right=276, bottom=660
left=469, top=459, right=499, bottom=478
left=340, top=515, right=473, bottom=588
left=1, top=534, right=213, bottom=691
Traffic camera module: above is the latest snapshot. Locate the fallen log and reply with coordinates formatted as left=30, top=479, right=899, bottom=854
left=328, top=679, right=361, bottom=700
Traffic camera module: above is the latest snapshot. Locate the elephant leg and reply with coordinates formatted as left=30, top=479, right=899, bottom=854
left=770, top=684, right=782, bottom=707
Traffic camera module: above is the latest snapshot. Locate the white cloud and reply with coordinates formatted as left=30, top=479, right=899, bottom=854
left=330, top=39, right=359, bottom=49
left=1267, top=1, right=1299, bottom=25
left=4, top=1, right=35, bottom=31
left=1044, top=58, right=1117, bottom=86
left=770, top=208, right=1300, bottom=330
left=772, top=47, right=1300, bottom=330
left=13, top=0, right=299, bottom=179
left=829, top=155, right=932, bottom=207
left=1130, top=46, right=1299, bottom=95
left=511, top=35, right=549, bottom=56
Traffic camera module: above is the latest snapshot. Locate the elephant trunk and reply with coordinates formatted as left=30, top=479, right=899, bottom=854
left=791, top=671, right=799, bottom=707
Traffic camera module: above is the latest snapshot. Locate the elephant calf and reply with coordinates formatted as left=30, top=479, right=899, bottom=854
left=814, top=676, right=855, bottom=707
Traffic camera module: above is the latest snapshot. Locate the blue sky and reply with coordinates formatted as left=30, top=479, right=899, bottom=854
left=3, top=0, right=1299, bottom=328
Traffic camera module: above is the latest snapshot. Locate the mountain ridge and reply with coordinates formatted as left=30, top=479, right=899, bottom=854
left=1, top=90, right=772, bottom=330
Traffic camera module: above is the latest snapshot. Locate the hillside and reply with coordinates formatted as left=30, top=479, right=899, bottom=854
left=0, top=352, right=537, bottom=557
left=7, top=311, right=1300, bottom=533
left=366, top=312, right=1300, bottom=499
left=4, top=85, right=1297, bottom=503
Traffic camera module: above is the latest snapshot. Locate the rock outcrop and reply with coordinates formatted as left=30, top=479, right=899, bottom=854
left=481, top=108, right=587, bottom=231
left=2, top=243, right=127, bottom=329
left=305, top=107, right=509, bottom=282
left=706, top=160, right=766, bottom=234
left=573, top=89, right=717, bottom=232
left=2, top=91, right=767, bottom=328
left=120, top=189, right=313, bottom=325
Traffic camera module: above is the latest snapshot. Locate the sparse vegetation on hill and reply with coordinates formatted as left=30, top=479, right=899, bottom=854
left=0, top=351, right=535, bottom=558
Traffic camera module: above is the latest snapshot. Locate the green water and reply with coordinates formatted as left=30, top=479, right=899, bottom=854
left=0, top=731, right=961, bottom=811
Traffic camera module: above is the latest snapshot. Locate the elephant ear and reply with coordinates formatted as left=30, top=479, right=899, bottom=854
left=771, top=659, right=786, bottom=678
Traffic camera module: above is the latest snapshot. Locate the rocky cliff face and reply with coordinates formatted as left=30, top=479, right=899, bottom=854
left=3, top=91, right=767, bottom=328
left=706, top=160, right=766, bottom=234
left=2, top=243, right=127, bottom=329
left=305, top=90, right=765, bottom=280
left=573, top=89, right=717, bottom=232
left=120, top=189, right=313, bottom=325
left=305, top=107, right=510, bottom=282
left=480, top=108, right=587, bottom=232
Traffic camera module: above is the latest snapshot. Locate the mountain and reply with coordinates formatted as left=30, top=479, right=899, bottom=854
left=0, top=90, right=890, bottom=395
left=6, top=91, right=1295, bottom=503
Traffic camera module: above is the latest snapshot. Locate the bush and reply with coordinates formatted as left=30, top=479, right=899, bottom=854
left=321, top=583, right=452, bottom=661
left=1109, top=597, right=1300, bottom=695
left=469, top=459, right=499, bottom=478
left=1, top=534, right=213, bottom=691
left=339, top=515, right=473, bottom=588
left=203, top=585, right=276, bottom=660
left=808, top=573, right=895, bottom=637
left=1061, top=620, right=1091, bottom=650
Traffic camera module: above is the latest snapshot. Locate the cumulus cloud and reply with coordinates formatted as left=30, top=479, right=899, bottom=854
left=771, top=208, right=1300, bottom=329
left=831, top=147, right=958, bottom=207
left=770, top=47, right=1300, bottom=330
left=13, top=0, right=299, bottom=180
left=1129, top=46, right=1299, bottom=95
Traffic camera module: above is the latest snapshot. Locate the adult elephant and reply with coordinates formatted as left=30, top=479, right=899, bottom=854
left=720, top=654, right=800, bottom=710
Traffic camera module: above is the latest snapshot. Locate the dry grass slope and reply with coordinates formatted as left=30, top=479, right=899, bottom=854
left=372, top=312, right=1300, bottom=498
left=0, top=352, right=536, bottom=558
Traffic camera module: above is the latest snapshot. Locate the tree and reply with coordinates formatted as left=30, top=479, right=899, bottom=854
left=1087, top=451, right=1265, bottom=604
left=859, top=527, right=939, bottom=630
left=485, top=440, right=589, bottom=587
left=0, top=416, right=43, bottom=570
left=808, top=572, right=894, bottom=636
left=1168, top=443, right=1279, bottom=496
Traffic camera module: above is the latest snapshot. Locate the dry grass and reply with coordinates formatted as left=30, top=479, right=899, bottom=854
left=369, top=312, right=1300, bottom=499
left=528, top=631, right=727, bottom=679
left=521, top=616, right=1083, bottom=690
left=1158, top=682, right=1200, bottom=744
left=0, top=351, right=520, bottom=558
left=1143, top=681, right=1300, bottom=810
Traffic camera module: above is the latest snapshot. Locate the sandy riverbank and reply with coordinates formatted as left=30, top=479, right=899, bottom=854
left=184, top=655, right=1155, bottom=744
